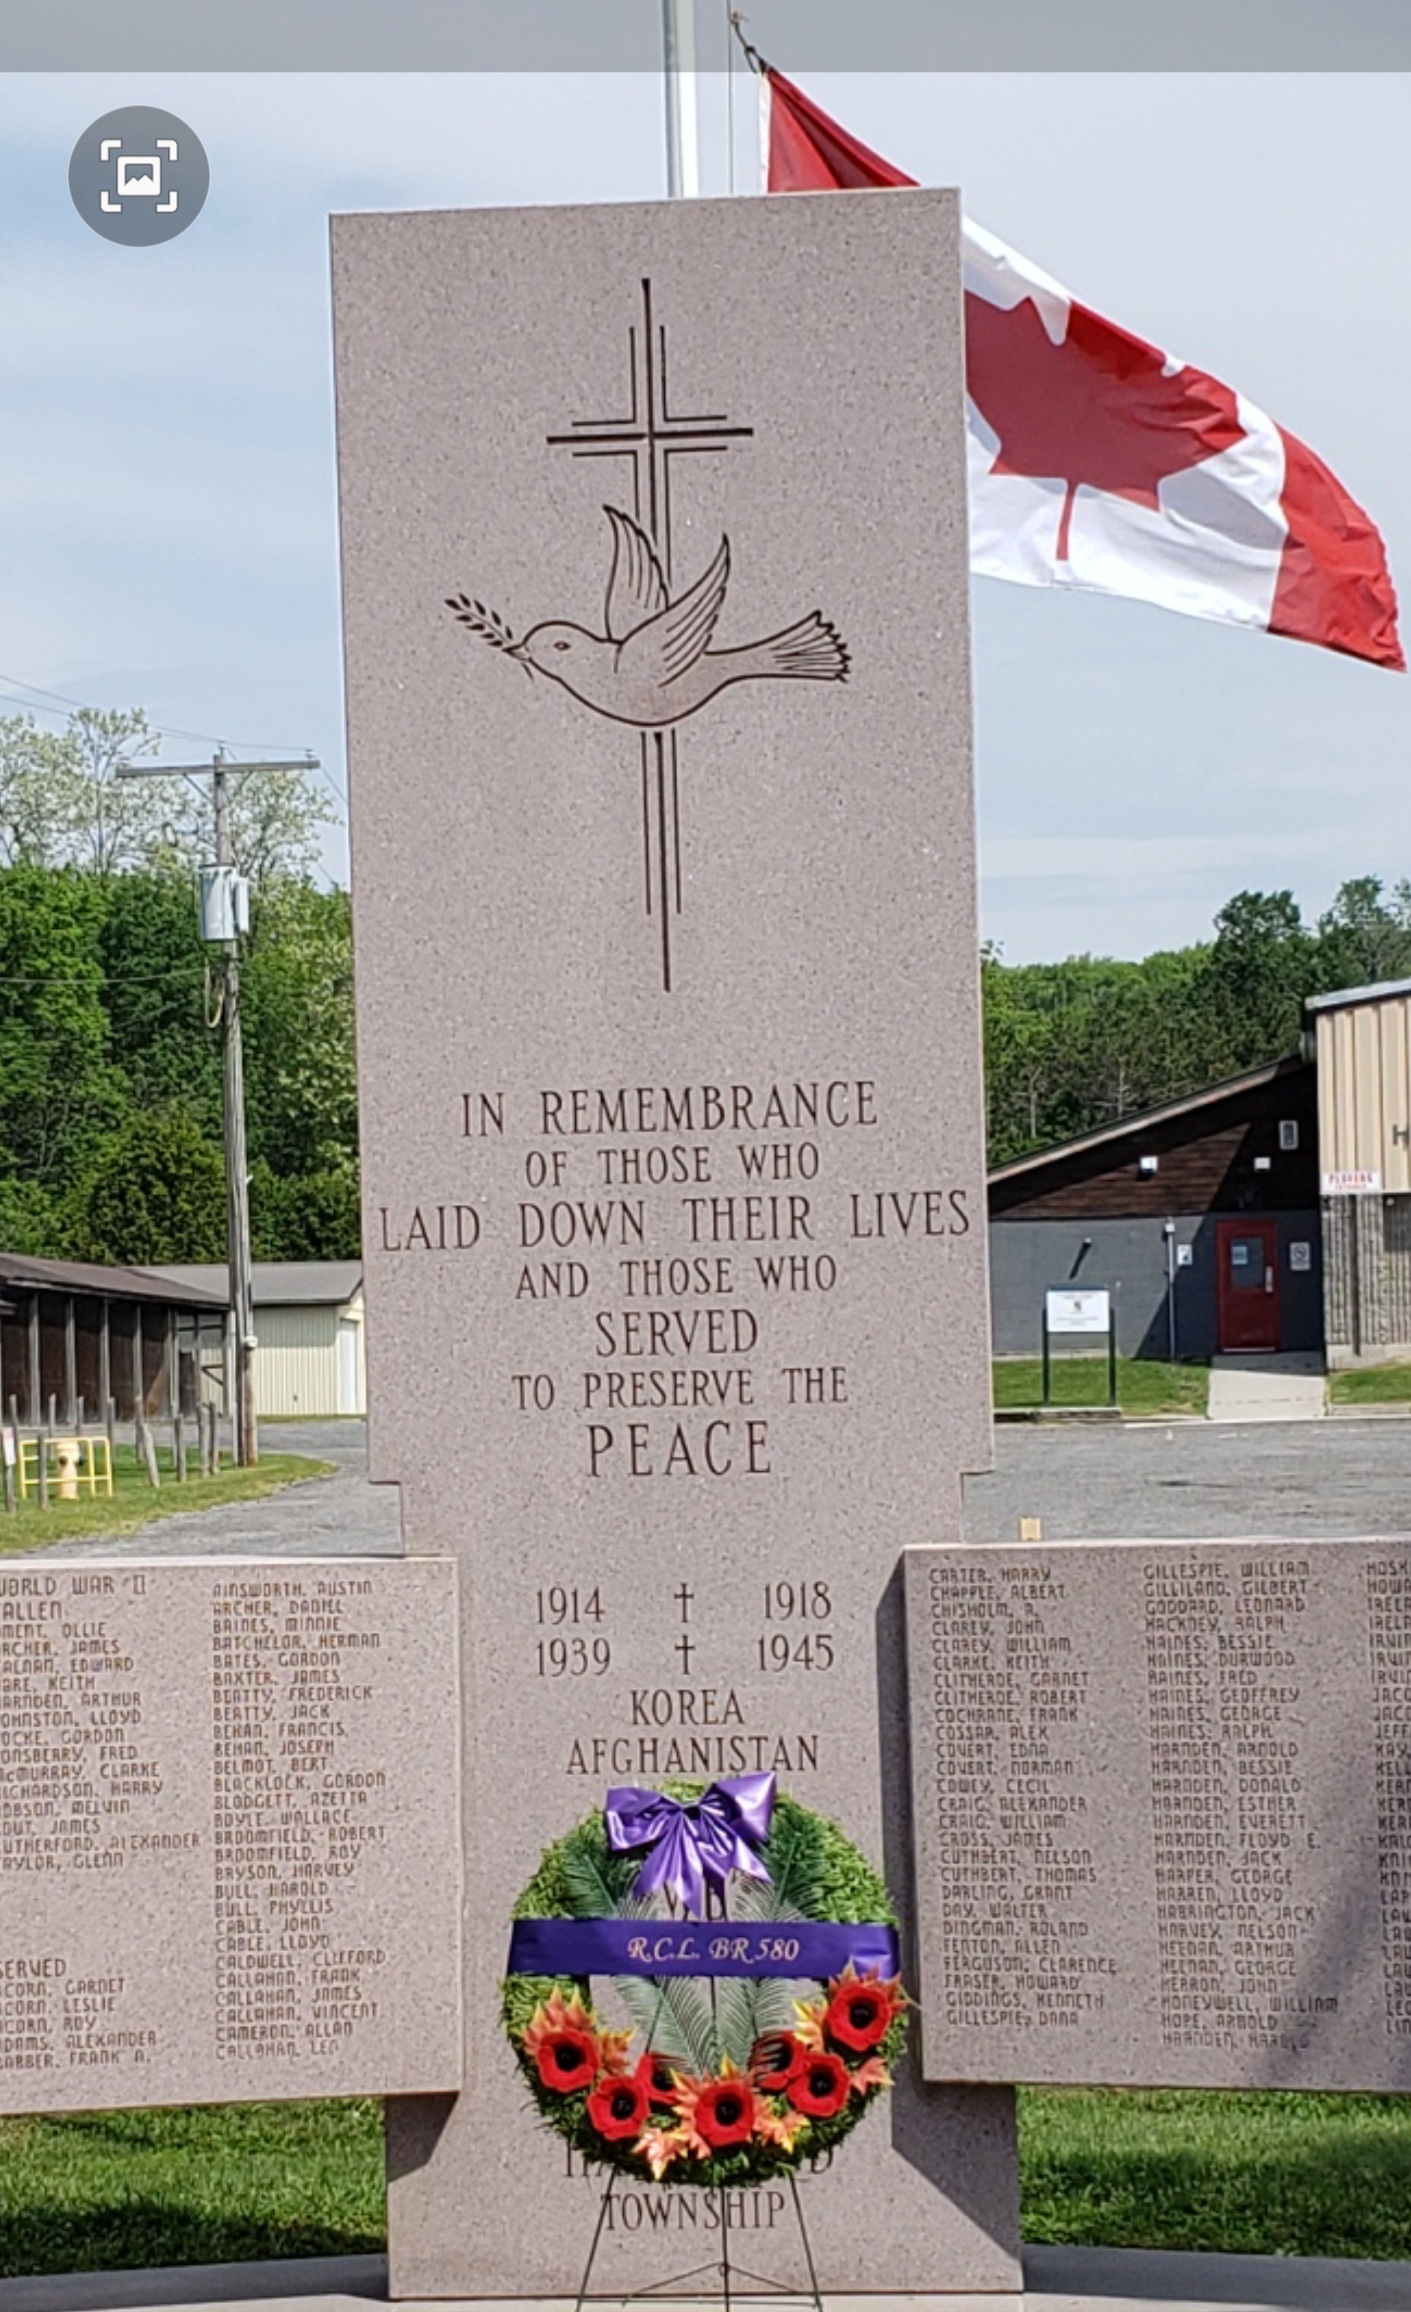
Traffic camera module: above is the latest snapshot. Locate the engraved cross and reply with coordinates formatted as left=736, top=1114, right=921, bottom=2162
left=547, top=279, right=753, bottom=993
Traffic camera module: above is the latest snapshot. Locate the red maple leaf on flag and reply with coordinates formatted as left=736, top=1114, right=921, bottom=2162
left=965, top=293, right=1248, bottom=560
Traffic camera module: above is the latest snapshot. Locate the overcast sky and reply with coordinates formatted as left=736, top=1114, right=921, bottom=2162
left=0, top=66, right=1405, bottom=961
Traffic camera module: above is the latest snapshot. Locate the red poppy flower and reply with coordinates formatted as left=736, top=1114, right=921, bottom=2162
left=824, top=1977, right=898, bottom=2054
left=687, top=2076, right=760, bottom=2150
left=534, top=2025, right=600, bottom=2093
left=635, top=2051, right=680, bottom=2109
left=786, top=2050, right=852, bottom=2119
left=587, top=2074, right=650, bottom=2142
left=750, top=2032, right=804, bottom=2092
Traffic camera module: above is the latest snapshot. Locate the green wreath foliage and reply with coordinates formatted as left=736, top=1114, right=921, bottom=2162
left=503, top=1785, right=907, bottom=2189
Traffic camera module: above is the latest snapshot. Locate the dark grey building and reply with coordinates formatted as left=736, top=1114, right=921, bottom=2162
left=988, top=1058, right=1323, bottom=1361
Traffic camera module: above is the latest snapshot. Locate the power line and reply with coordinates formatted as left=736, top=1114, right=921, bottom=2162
left=0, top=965, right=205, bottom=988
left=0, top=670, right=323, bottom=763
left=0, top=674, right=349, bottom=818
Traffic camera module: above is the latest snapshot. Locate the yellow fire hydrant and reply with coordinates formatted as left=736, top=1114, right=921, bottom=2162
left=54, top=1437, right=81, bottom=1502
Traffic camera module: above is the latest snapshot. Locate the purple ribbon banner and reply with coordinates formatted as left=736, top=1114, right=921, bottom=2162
left=506, top=1917, right=900, bottom=1980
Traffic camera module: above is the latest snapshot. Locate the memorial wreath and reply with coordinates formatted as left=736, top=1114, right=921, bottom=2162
left=502, top=1777, right=907, bottom=2187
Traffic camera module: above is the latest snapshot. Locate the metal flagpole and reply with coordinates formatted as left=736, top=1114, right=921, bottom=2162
left=661, top=0, right=700, bottom=197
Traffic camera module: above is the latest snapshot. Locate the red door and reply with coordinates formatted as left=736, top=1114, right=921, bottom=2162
left=1216, top=1218, right=1281, bottom=1352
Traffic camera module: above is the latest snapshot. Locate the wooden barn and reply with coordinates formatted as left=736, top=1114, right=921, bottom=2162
left=0, top=1252, right=226, bottom=1424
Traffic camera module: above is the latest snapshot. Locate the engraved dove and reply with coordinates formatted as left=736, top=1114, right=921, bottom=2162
left=447, top=506, right=848, bottom=729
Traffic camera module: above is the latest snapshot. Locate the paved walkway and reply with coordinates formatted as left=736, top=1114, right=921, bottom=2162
left=962, top=1415, right=1411, bottom=1544
left=5, top=2246, right=1411, bottom=2312
left=1206, top=1354, right=1327, bottom=1425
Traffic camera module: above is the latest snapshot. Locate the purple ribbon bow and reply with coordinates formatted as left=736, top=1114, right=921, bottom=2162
left=605, top=1773, right=776, bottom=1919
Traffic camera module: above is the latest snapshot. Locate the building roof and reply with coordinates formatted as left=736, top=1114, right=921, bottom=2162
left=147, top=1261, right=363, bottom=1308
left=988, top=1056, right=1309, bottom=1184
left=0, top=1251, right=226, bottom=1310
left=1305, top=977, right=1411, bottom=1015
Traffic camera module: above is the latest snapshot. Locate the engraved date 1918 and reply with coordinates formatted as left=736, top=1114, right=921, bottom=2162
left=758, top=1583, right=834, bottom=1672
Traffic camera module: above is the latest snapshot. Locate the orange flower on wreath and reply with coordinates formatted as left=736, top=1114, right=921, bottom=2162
left=637, top=2124, right=692, bottom=2181
left=674, top=2060, right=763, bottom=2156
left=755, top=2100, right=812, bottom=2153
left=790, top=1997, right=827, bottom=2053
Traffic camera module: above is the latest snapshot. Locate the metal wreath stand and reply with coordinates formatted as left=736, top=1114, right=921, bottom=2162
left=572, top=1879, right=826, bottom=2312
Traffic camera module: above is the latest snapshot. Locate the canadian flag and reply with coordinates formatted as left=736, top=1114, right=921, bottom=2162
left=763, top=67, right=1404, bottom=671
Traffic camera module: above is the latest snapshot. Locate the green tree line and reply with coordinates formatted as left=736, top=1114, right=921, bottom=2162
left=0, top=709, right=353, bottom=1266
left=3, top=709, right=1408, bottom=1262
left=985, top=878, right=1411, bottom=1165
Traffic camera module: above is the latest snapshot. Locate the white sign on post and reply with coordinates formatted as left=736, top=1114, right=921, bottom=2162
left=1045, top=1287, right=1111, bottom=1335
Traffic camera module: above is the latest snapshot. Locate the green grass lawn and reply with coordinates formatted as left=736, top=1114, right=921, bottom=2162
left=994, top=1357, right=1209, bottom=1418
left=0, top=1444, right=334, bottom=1556
left=1329, top=1363, right=1411, bottom=1406
left=1020, top=2087, right=1411, bottom=2261
left=0, top=2103, right=383, bottom=2276
left=7, top=2090, right=1411, bottom=2275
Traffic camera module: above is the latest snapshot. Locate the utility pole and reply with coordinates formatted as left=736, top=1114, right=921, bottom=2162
left=211, top=758, right=256, bottom=1466
left=118, top=751, right=320, bottom=1465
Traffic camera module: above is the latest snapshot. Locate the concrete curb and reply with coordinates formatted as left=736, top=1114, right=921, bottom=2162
left=995, top=1408, right=1123, bottom=1426
left=1324, top=1403, right=1411, bottom=1419
left=5, top=2245, right=1411, bottom=2312
left=993, top=1410, right=1207, bottom=1427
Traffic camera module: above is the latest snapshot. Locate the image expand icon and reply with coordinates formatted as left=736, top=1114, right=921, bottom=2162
left=70, top=106, right=209, bottom=244
left=104, top=140, right=179, bottom=213
left=447, top=278, right=849, bottom=993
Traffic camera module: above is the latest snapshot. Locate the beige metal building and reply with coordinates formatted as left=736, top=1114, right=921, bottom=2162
left=1308, top=979, right=1411, bottom=1363
left=148, top=1261, right=365, bottom=1417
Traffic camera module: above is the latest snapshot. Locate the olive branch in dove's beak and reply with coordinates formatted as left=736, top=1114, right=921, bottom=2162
left=445, top=594, right=534, bottom=676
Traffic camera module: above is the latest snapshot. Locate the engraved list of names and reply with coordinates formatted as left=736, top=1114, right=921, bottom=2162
left=1, top=1558, right=461, bottom=2115
left=908, top=1538, right=1411, bottom=2092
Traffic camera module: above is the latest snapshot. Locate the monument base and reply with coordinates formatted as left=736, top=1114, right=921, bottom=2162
left=386, top=2077, right=1021, bottom=2301
left=7, top=2249, right=1411, bottom=2312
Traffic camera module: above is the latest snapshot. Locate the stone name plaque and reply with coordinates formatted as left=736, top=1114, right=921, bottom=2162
left=334, top=190, right=1019, bottom=2298
left=0, top=1558, right=460, bottom=2112
left=907, top=1538, right=1411, bottom=2090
